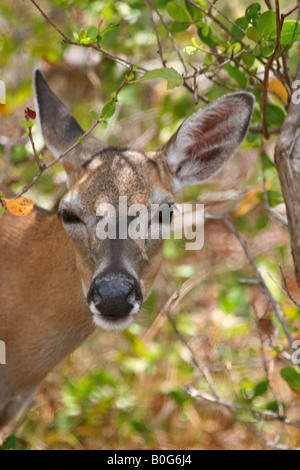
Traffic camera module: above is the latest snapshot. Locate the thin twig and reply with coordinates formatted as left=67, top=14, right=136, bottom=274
left=205, top=0, right=246, bottom=35
left=30, top=0, right=69, bottom=41
left=276, top=264, right=300, bottom=309
left=253, top=305, right=285, bottom=418
left=249, top=126, right=281, bottom=135
left=282, top=4, right=300, bottom=19
left=27, top=125, right=44, bottom=170
left=29, top=0, right=147, bottom=74
left=188, top=388, right=300, bottom=429
left=185, top=0, right=247, bottom=48
left=205, top=213, right=296, bottom=352
left=147, top=0, right=188, bottom=75
left=144, top=0, right=167, bottom=67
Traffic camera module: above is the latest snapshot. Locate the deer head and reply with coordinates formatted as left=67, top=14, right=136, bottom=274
left=34, top=70, right=254, bottom=331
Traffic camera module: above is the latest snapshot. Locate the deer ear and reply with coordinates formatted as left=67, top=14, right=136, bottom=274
left=33, top=70, right=106, bottom=183
left=34, top=69, right=84, bottom=159
left=163, top=92, right=255, bottom=191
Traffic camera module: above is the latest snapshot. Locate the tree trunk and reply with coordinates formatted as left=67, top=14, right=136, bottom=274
left=275, top=58, right=300, bottom=289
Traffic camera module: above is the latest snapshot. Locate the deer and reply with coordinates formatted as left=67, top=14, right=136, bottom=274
left=0, top=69, right=254, bottom=432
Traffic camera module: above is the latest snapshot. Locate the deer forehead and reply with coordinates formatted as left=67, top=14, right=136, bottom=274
left=64, top=148, right=174, bottom=214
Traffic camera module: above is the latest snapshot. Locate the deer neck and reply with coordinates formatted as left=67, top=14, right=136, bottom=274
left=0, top=208, right=95, bottom=380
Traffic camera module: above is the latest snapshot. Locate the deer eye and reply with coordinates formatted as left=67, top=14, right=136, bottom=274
left=59, top=209, right=82, bottom=224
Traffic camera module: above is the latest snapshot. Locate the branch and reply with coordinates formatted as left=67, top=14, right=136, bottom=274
left=187, top=388, right=300, bottom=430
left=275, top=27, right=300, bottom=292
left=144, top=0, right=167, bottom=68
left=267, top=264, right=300, bottom=309
left=205, top=213, right=296, bottom=353
left=146, top=0, right=189, bottom=75
left=29, top=0, right=147, bottom=74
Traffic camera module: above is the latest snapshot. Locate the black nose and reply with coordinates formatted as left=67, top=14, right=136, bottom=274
left=88, top=272, right=143, bottom=320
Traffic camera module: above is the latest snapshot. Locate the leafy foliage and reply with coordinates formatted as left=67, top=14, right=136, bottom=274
left=1, top=0, right=300, bottom=450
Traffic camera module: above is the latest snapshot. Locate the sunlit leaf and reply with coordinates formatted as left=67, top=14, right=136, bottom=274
left=4, top=197, right=34, bottom=217
left=133, top=68, right=183, bottom=90
left=268, top=77, right=289, bottom=105
left=279, top=20, right=300, bottom=46
left=87, top=26, right=99, bottom=39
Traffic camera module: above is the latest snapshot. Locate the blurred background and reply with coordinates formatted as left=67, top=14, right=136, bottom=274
left=1, top=0, right=300, bottom=450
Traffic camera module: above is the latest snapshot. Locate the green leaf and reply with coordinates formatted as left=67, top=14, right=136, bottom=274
left=169, top=21, right=190, bottom=34
left=80, top=28, right=87, bottom=39
left=257, top=190, right=284, bottom=207
left=78, top=136, right=85, bottom=147
left=0, top=206, right=5, bottom=218
left=280, top=367, right=300, bottom=393
left=90, top=109, right=100, bottom=121
left=185, top=1, right=204, bottom=21
left=197, top=25, right=217, bottom=48
left=102, top=100, right=116, bottom=119
left=245, top=3, right=261, bottom=26
left=253, top=379, right=269, bottom=398
left=257, top=11, right=277, bottom=38
left=197, top=22, right=210, bottom=37
left=87, top=26, right=99, bottom=40
left=38, top=154, right=47, bottom=160
left=73, top=32, right=80, bottom=42
left=231, top=17, right=248, bottom=41
left=134, top=68, right=183, bottom=90
left=267, top=190, right=284, bottom=207
left=80, top=38, right=97, bottom=45
left=279, top=20, right=300, bottom=46
left=224, top=64, right=247, bottom=88
left=219, top=286, right=250, bottom=317
left=266, top=400, right=286, bottom=413
left=1, top=435, right=19, bottom=450
left=167, top=1, right=191, bottom=22
left=266, top=104, right=285, bottom=127
left=101, top=24, right=120, bottom=35
left=19, top=119, right=35, bottom=128
left=246, top=25, right=261, bottom=41
left=184, top=46, right=197, bottom=55
left=242, top=52, right=255, bottom=68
